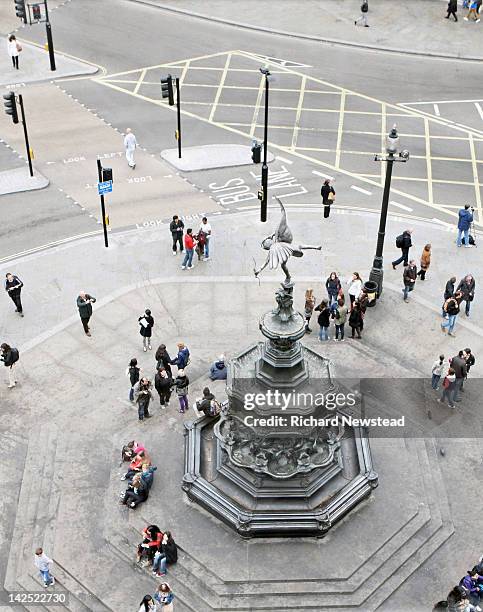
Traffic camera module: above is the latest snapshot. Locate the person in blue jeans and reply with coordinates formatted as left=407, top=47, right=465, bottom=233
left=181, top=228, right=195, bottom=270
left=441, top=292, right=462, bottom=337
left=456, top=204, right=474, bottom=246
left=34, top=548, right=55, bottom=587
left=315, top=299, right=331, bottom=341
left=199, top=217, right=212, bottom=260
left=437, top=368, right=456, bottom=408
left=431, top=355, right=446, bottom=390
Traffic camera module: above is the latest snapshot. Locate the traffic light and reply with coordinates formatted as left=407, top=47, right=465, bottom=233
left=251, top=141, right=261, bottom=163
left=161, top=75, right=174, bottom=106
left=3, top=92, right=19, bottom=124
left=14, top=0, right=26, bottom=22
left=102, top=167, right=113, bottom=182
left=32, top=3, right=41, bottom=20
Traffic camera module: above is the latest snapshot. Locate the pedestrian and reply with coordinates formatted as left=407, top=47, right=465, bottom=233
left=355, top=0, right=369, bottom=26
left=123, top=127, right=137, bottom=169
left=464, top=348, right=475, bottom=375
left=477, top=0, right=482, bottom=14
left=181, top=228, right=195, bottom=270
left=457, top=204, right=474, bottom=246
left=138, top=308, right=154, bottom=352
left=392, top=229, right=412, bottom=269
left=349, top=301, right=363, bottom=339
left=333, top=297, right=348, bottom=342
left=170, top=215, right=184, bottom=255
left=154, top=368, right=173, bottom=408
left=465, top=0, right=480, bottom=20
left=136, top=524, right=162, bottom=564
left=347, top=272, right=362, bottom=310
left=402, top=260, right=417, bottom=302
left=195, top=229, right=206, bottom=262
left=76, top=291, right=96, bottom=337
left=195, top=387, right=219, bottom=417
left=304, top=288, right=316, bottom=333
left=138, top=595, right=156, bottom=612
left=155, top=343, right=172, bottom=376
left=358, top=289, right=368, bottom=315
left=320, top=179, right=336, bottom=218
left=416, top=244, right=431, bottom=281
left=209, top=354, right=227, bottom=380
left=154, top=583, right=175, bottom=611
left=446, top=0, right=458, bottom=20
left=7, top=34, right=20, bottom=70
left=456, top=274, right=476, bottom=316
left=175, top=369, right=189, bottom=413
left=437, top=367, right=456, bottom=408
left=133, top=377, right=153, bottom=421
left=171, top=342, right=190, bottom=370
left=126, top=357, right=141, bottom=402
left=315, top=299, right=331, bottom=341
left=450, top=350, right=467, bottom=402
left=199, top=216, right=212, bottom=260
left=431, top=354, right=446, bottom=390
left=1, top=343, right=19, bottom=388
left=442, top=276, right=457, bottom=317
left=325, top=272, right=341, bottom=307
left=4, top=272, right=24, bottom=316
left=441, top=291, right=463, bottom=337
left=34, top=548, right=55, bottom=587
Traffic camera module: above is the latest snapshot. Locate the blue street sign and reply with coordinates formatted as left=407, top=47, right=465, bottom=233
left=98, top=180, right=112, bottom=195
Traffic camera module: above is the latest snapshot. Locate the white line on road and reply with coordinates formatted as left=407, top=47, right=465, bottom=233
left=390, top=200, right=413, bottom=212
left=312, top=170, right=333, bottom=181
left=475, top=102, right=483, bottom=122
left=276, top=155, right=293, bottom=165
left=431, top=217, right=453, bottom=229
left=351, top=185, right=372, bottom=196
left=433, top=104, right=440, bottom=116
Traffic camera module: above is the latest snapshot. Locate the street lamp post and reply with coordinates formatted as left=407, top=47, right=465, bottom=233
left=369, top=125, right=409, bottom=296
left=259, top=67, right=270, bottom=223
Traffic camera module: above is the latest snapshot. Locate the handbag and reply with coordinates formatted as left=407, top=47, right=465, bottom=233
left=16, top=42, right=22, bottom=52
left=327, top=191, right=335, bottom=202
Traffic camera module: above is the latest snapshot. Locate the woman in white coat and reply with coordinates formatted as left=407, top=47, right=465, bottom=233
left=7, top=34, right=20, bottom=70
left=347, top=272, right=363, bottom=310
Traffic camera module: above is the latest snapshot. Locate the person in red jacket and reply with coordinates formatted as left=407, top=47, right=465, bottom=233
left=181, top=229, right=196, bottom=270
left=136, top=525, right=163, bottom=564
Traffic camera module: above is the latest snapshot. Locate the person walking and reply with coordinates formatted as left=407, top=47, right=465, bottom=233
left=155, top=343, right=172, bottom=376
left=442, top=276, right=457, bottom=317
left=5, top=272, right=24, bottom=316
left=34, top=548, right=55, bottom=587
left=446, top=0, right=458, bottom=20
left=181, top=228, right=195, bottom=270
left=437, top=367, right=456, bottom=409
left=457, top=274, right=476, bottom=316
left=431, top=354, right=446, bottom=390
left=464, top=348, right=475, bottom=375
left=315, top=299, right=331, bottom=341
left=123, top=128, right=137, bottom=169
left=138, top=308, right=154, bottom=352
left=154, top=368, right=173, bottom=408
left=347, top=272, right=363, bottom=310
left=199, top=216, right=212, bottom=260
left=456, top=204, right=474, bottom=246
left=1, top=343, right=19, bottom=388
left=325, top=272, right=341, bottom=307
left=138, top=595, right=157, bottom=612
left=355, top=0, right=369, bottom=26
left=175, top=369, right=189, bottom=413
left=349, top=301, right=363, bottom=339
left=126, top=358, right=141, bottom=402
left=333, top=298, right=348, bottom=342
left=465, top=0, right=480, bottom=20
left=321, top=179, right=336, bottom=218
left=441, top=291, right=463, bottom=337
left=133, top=378, right=153, bottom=421
left=416, top=244, right=431, bottom=281
left=304, top=288, right=316, bottom=333
left=451, top=350, right=467, bottom=402
left=170, top=215, right=184, bottom=255
left=7, top=35, right=20, bottom=69
left=76, top=291, right=96, bottom=337
left=402, top=260, right=417, bottom=302
left=392, top=229, right=412, bottom=269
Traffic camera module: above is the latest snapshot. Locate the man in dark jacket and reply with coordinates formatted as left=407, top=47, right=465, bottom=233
left=456, top=204, right=474, bottom=247
left=446, top=0, right=458, bottom=20
left=154, top=368, right=173, bottom=407
left=392, top=229, right=412, bottom=269
left=169, top=215, right=184, bottom=255
left=195, top=387, right=219, bottom=417
left=76, top=291, right=96, bottom=336
left=442, top=276, right=456, bottom=317
left=5, top=273, right=24, bottom=316
left=402, top=260, right=417, bottom=302
left=457, top=274, right=475, bottom=316
left=451, top=351, right=467, bottom=402
left=1, top=343, right=19, bottom=388
left=209, top=355, right=227, bottom=380
left=133, top=378, right=153, bottom=421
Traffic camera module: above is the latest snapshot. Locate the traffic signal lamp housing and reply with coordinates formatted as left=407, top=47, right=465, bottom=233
left=3, top=91, right=19, bottom=124
left=251, top=141, right=261, bottom=164
left=14, top=0, right=26, bottom=22
left=161, top=75, right=174, bottom=106
left=102, top=167, right=113, bottom=182
left=32, top=3, right=41, bottom=21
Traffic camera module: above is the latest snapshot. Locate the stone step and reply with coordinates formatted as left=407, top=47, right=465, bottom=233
left=51, top=560, right=113, bottom=612
left=16, top=573, right=69, bottom=612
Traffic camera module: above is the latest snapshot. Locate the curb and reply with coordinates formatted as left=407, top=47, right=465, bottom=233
left=127, top=0, right=483, bottom=63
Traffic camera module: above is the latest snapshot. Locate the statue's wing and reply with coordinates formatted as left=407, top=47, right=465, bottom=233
left=269, top=243, right=294, bottom=268
left=274, top=197, right=293, bottom=244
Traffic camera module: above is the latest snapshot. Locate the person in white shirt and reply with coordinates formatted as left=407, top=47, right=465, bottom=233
left=7, top=34, right=20, bottom=70
left=347, top=272, right=362, bottom=310
left=34, top=548, right=55, bottom=587
left=199, top=216, right=212, bottom=260
left=123, top=128, right=137, bottom=169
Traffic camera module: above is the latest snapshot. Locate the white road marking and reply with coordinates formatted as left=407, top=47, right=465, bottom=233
left=431, top=217, right=453, bottom=228
left=312, top=170, right=334, bottom=181
left=351, top=185, right=372, bottom=196
left=475, top=102, right=483, bottom=122
left=433, top=104, right=440, bottom=117
left=390, top=200, right=413, bottom=212
left=276, top=155, right=293, bottom=165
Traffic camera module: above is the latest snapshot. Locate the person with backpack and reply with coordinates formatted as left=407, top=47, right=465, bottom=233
left=321, top=179, right=336, bottom=218
left=349, top=301, right=363, bottom=339
left=417, top=244, right=431, bottom=281
left=431, top=355, right=446, bottom=390
left=355, top=0, right=369, bottom=26
left=175, top=369, right=189, bottom=413
left=154, top=368, right=173, bottom=408
left=441, top=291, right=463, bottom=337
left=326, top=272, right=342, bottom=307
left=457, top=205, right=474, bottom=246
left=133, top=378, right=153, bottom=421
left=437, top=367, right=456, bottom=409
left=315, top=299, right=331, bottom=341
left=126, top=358, right=141, bottom=402
left=169, top=215, right=184, bottom=255
left=402, top=260, right=417, bottom=302
left=4, top=272, right=24, bottom=316
left=171, top=342, right=190, bottom=370
left=457, top=274, right=476, bottom=317
left=138, top=308, right=154, bottom=352
left=333, top=298, right=348, bottom=342
left=392, top=229, right=412, bottom=269
left=195, top=387, right=220, bottom=417
left=442, top=276, right=457, bottom=317
left=446, top=0, right=458, bottom=20
left=1, top=343, right=19, bottom=388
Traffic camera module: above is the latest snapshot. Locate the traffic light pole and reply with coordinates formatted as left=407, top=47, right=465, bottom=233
left=96, top=159, right=109, bottom=248
left=44, top=1, right=56, bottom=71
left=18, top=95, right=33, bottom=177
left=261, top=73, right=269, bottom=223
left=176, top=77, right=181, bottom=159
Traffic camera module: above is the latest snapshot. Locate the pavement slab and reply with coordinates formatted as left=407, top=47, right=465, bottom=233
left=0, top=167, right=49, bottom=195
left=161, top=144, right=275, bottom=171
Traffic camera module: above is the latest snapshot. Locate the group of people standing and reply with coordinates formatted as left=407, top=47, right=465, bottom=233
left=441, top=274, right=476, bottom=337
left=431, top=348, right=475, bottom=409
left=169, top=215, right=212, bottom=270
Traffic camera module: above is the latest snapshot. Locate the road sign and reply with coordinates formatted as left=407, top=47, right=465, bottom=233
left=98, top=180, right=112, bottom=195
